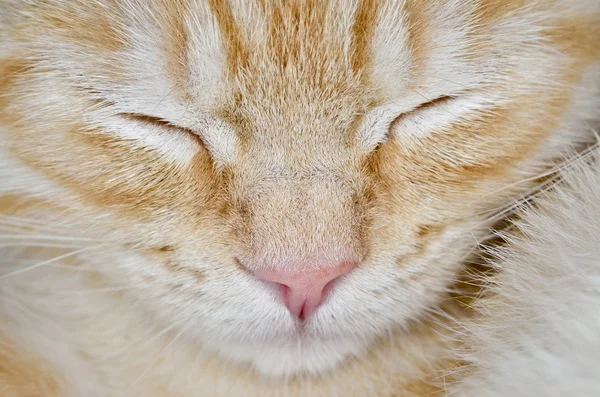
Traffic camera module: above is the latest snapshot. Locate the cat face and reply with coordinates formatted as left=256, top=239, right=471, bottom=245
left=1, top=0, right=598, bottom=377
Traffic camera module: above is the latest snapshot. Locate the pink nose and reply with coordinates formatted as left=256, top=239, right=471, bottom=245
left=252, top=261, right=356, bottom=319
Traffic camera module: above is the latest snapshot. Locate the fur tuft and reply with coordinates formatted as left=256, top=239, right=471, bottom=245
left=451, top=144, right=600, bottom=396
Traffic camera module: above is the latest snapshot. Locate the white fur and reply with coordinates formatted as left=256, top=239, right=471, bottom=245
left=450, top=144, right=600, bottom=397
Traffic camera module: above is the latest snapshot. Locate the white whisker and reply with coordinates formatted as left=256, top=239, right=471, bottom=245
left=0, top=245, right=105, bottom=280
left=0, top=234, right=96, bottom=242
left=52, top=286, right=130, bottom=295
left=95, top=316, right=187, bottom=362
left=482, top=143, right=599, bottom=200
left=0, top=242, right=91, bottom=249
left=0, top=214, right=72, bottom=228
left=128, top=323, right=189, bottom=389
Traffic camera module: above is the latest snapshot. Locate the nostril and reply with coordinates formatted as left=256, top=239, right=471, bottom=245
left=250, top=260, right=357, bottom=319
left=321, top=277, right=338, bottom=298
left=279, top=283, right=291, bottom=308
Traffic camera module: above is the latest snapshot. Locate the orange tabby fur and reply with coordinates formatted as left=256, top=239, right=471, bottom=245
left=0, top=0, right=599, bottom=396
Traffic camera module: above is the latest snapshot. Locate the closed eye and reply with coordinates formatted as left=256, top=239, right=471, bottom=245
left=389, top=92, right=498, bottom=143
left=118, top=112, right=210, bottom=148
left=117, top=112, right=237, bottom=165
left=119, top=112, right=198, bottom=137
left=388, top=95, right=455, bottom=133
left=395, top=95, right=455, bottom=121
left=358, top=95, right=458, bottom=153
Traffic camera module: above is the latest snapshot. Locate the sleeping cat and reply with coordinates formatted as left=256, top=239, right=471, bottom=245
left=1, top=0, right=599, bottom=396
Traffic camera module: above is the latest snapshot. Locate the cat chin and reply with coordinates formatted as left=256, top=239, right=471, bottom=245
left=212, top=334, right=370, bottom=377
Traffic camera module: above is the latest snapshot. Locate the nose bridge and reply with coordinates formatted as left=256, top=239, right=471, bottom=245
left=243, top=173, right=361, bottom=270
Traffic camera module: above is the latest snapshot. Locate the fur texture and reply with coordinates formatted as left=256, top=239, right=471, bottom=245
left=0, top=1, right=599, bottom=396
left=451, top=144, right=600, bottom=397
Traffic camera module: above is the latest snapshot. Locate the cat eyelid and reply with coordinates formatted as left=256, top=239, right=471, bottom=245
left=118, top=111, right=210, bottom=144
left=387, top=92, right=498, bottom=142
left=118, top=111, right=238, bottom=165
left=118, top=113, right=196, bottom=134
left=119, top=93, right=470, bottom=155
left=401, top=95, right=455, bottom=117
left=357, top=94, right=456, bottom=152
left=388, top=95, right=455, bottom=129
left=118, top=93, right=454, bottom=133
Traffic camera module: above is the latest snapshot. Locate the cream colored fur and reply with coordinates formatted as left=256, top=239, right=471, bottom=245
left=0, top=1, right=599, bottom=396
left=2, top=145, right=600, bottom=397
left=452, top=144, right=600, bottom=397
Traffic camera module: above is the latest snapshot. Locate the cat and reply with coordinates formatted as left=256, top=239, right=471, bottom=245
left=0, top=0, right=599, bottom=396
